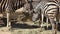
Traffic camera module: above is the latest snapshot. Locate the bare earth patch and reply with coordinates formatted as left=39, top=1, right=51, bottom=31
left=0, top=32, right=11, bottom=34
left=0, top=27, right=11, bottom=34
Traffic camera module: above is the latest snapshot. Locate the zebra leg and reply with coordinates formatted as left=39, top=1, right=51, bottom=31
left=55, top=17, right=59, bottom=34
left=46, top=18, right=49, bottom=29
left=55, top=21, right=58, bottom=34
left=7, top=12, right=9, bottom=27
left=7, top=12, right=11, bottom=27
left=50, top=19, right=55, bottom=34
left=40, top=13, right=44, bottom=31
left=41, top=13, right=44, bottom=27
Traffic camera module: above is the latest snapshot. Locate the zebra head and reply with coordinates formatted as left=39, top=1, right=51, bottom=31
left=32, top=9, right=41, bottom=22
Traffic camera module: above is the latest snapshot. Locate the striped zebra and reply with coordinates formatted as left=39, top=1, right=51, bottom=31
left=0, top=0, right=28, bottom=28
left=0, top=0, right=26, bottom=12
left=0, top=0, right=13, bottom=27
left=32, top=0, right=59, bottom=34
left=44, top=2, right=59, bottom=34
left=6, top=0, right=27, bottom=27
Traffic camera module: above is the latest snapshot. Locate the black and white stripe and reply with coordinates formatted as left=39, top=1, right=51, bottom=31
left=0, top=0, right=7, bottom=13
left=0, top=0, right=26, bottom=13
left=32, top=0, right=59, bottom=33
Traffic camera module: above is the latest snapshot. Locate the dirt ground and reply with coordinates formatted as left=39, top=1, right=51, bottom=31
left=0, top=27, right=11, bottom=34
left=11, top=28, right=60, bottom=34
left=0, top=27, right=60, bottom=34
left=0, top=22, right=60, bottom=34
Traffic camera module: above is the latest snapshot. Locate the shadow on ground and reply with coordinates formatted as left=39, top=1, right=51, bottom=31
left=44, top=23, right=60, bottom=31
left=11, top=22, right=40, bottom=29
left=11, top=22, right=60, bottom=31
left=0, top=18, right=7, bottom=27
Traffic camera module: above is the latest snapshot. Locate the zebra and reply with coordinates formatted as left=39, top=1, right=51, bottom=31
left=0, top=0, right=31, bottom=27
left=0, top=0, right=28, bottom=28
left=44, top=2, right=59, bottom=34
left=0, top=0, right=7, bottom=26
left=32, top=0, right=59, bottom=34
left=0, top=0, right=13, bottom=27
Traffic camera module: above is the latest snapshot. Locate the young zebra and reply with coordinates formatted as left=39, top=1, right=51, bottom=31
left=32, top=0, right=59, bottom=34
left=44, top=2, right=59, bottom=34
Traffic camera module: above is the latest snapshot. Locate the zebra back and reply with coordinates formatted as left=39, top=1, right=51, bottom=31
left=44, top=1, right=59, bottom=16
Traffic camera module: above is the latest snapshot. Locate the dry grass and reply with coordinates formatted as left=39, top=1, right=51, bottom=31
left=0, top=22, right=60, bottom=34
left=11, top=28, right=60, bottom=34
left=0, top=27, right=60, bottom=34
